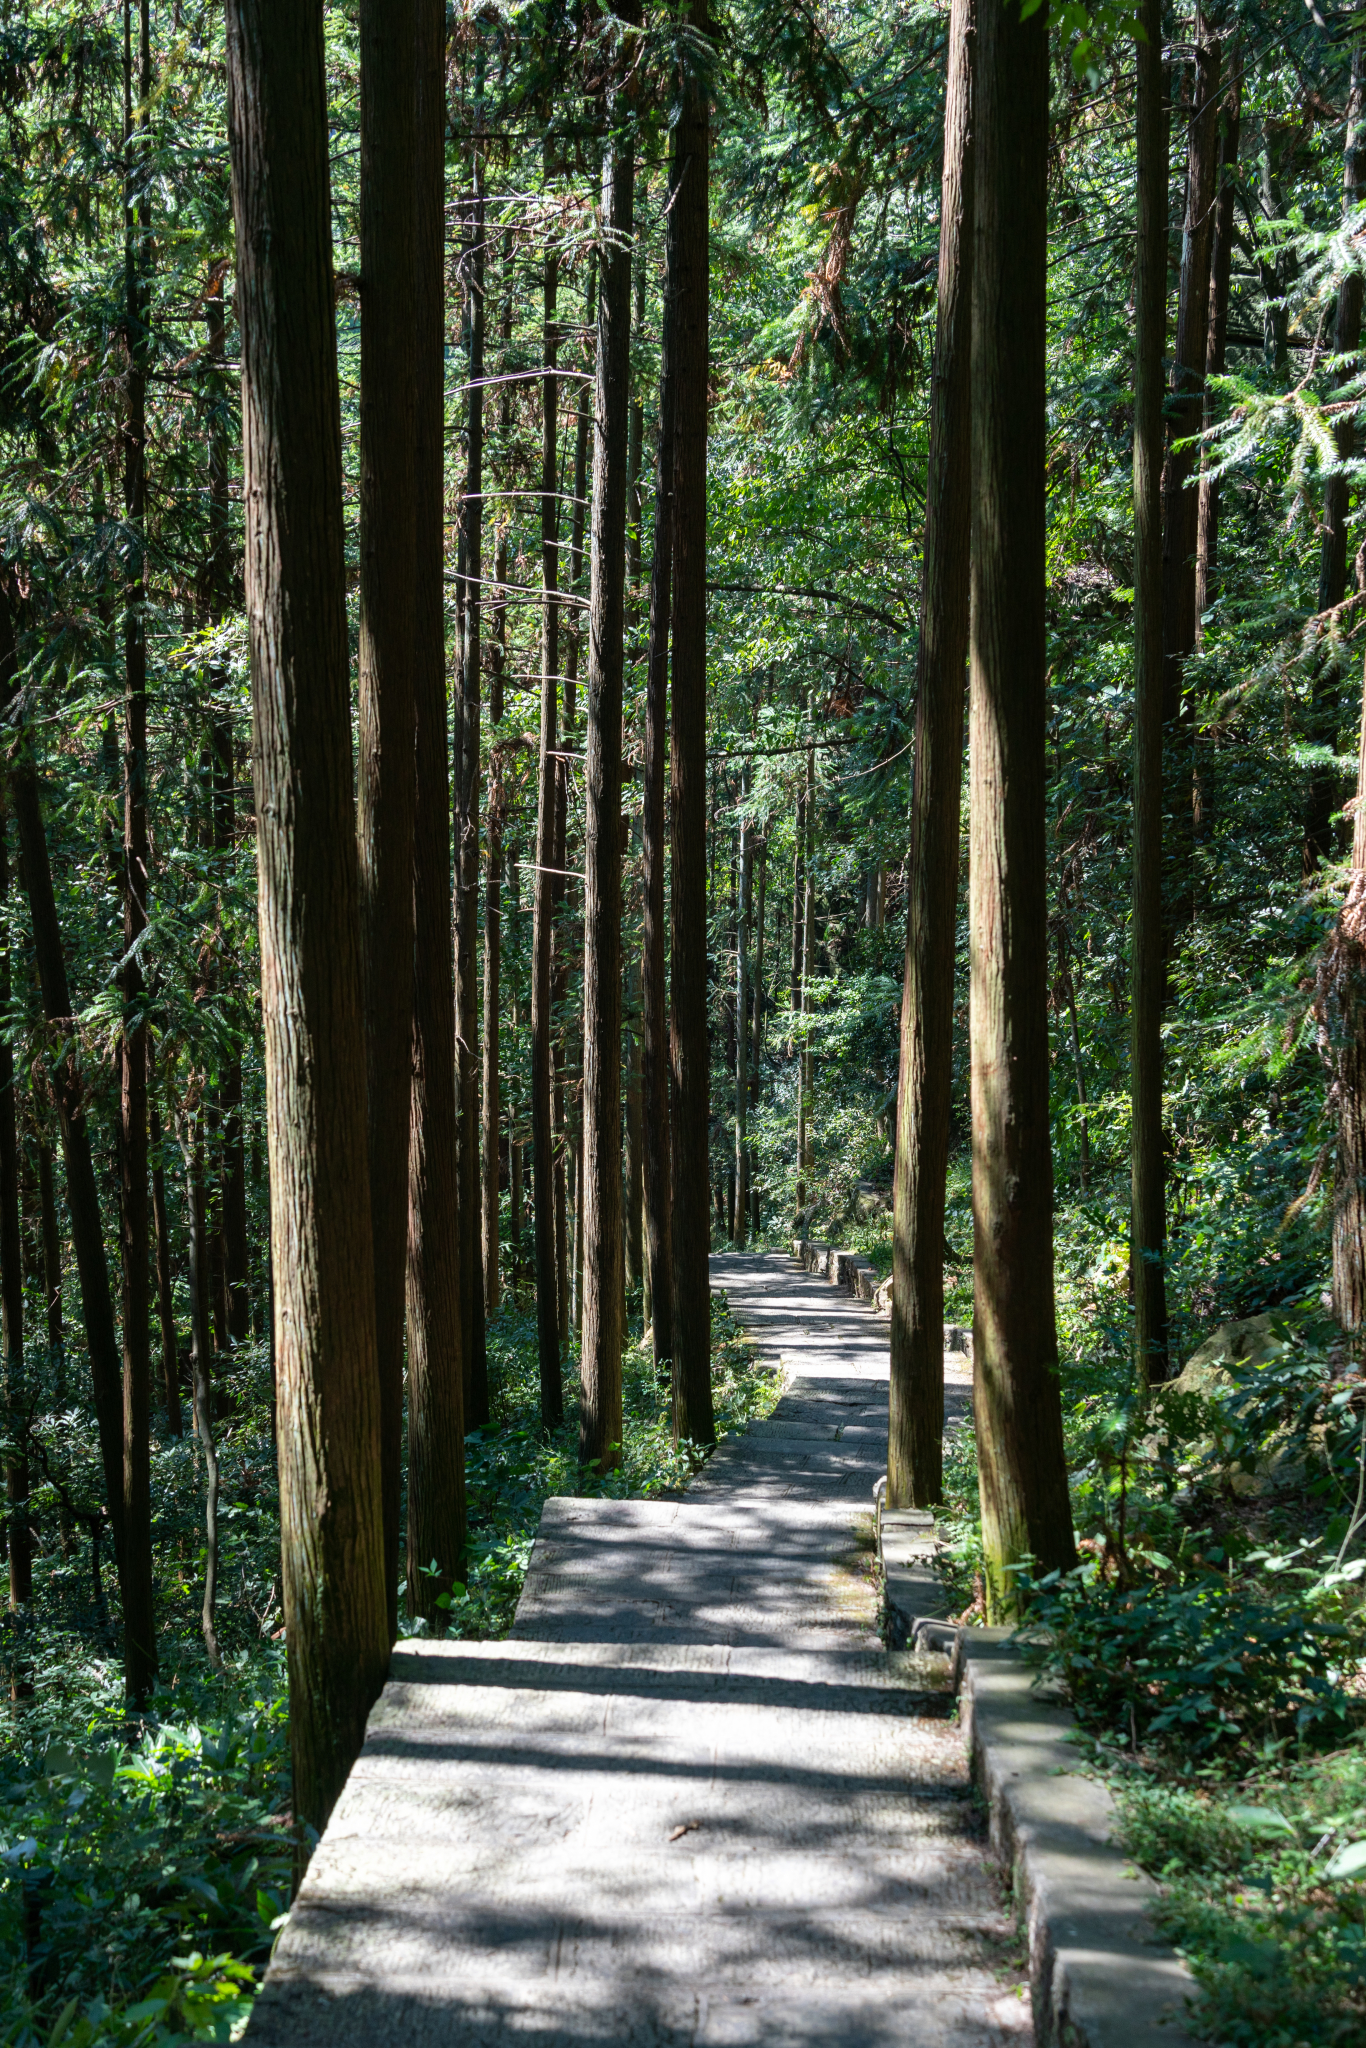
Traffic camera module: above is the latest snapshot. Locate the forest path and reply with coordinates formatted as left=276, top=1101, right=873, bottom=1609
left=248, top=1250, right=1029, bottom=2047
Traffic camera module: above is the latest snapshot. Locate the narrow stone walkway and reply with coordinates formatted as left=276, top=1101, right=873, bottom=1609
left=249, top=1250, right=1028, bottom=2047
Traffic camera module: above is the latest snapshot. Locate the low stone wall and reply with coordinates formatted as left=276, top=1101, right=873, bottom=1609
left=789, top=1236, right=973, bottom=1359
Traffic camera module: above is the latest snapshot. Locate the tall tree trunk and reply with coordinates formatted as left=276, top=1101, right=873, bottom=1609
left=797, top=733, right=815, bottom=1210
left=182, top=1122, right=222, bottom=1669
left=34, top=1133, right=60, bottom=1379
left=734, top=782, right=751, bottom=1248
left=668, top=8, right=716, bottom=1449
left=1306, top=47, right=1366, bottom=879
left=357, top=0, right=417, bottom=1646
left=969, top=0, right=1076, bottom=1618
left=455, top=84, right=489, bottom=1428
left=751, top=831, right=766, bottom=1233
left=579, top=108, right=635, bottom=1476
left=119, top=0, right=156, bottom=1706
left=407, top=0, right=466, bottom=1621
left=0, top=588, right=130, bottom=1639
left=1161, top=17, right=1221, bottom=954
left=532, top=248, right=563, bottom=1426
left=0, top=809, right=29, bottom=1609
left=642, top=225, right=676, bottom=1378
left=1132, top=0, right=1171, bottom=1389
left=482, top=766, right=502, bottom=1314
left=1195, top=41, right=1242, bottom=643
left=888, top=0, right=974, bottom=1511
left=204, top=276, right=250, bottom=1347
left=148, top=1092, right=182, bottom=1436
left=224, top=0, right=389, bottom=1832
left=1326, top=632, right=1366, bottom=1351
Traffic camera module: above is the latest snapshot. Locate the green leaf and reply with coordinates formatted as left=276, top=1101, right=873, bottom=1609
left=1325, top=1838, right=1366, bottom=1880
left=1226, top=1805, right=1298, bottom=1839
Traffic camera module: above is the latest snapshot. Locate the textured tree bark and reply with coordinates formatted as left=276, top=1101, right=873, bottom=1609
left=888, top=0, right=973, bottom=1511
left=668, top=8, right=716, bottom=1448
left=148, top=1092, right=182, bottom=1436
left=0, top=587, right=128, bottom=1620
left=455, top=102, right=489, bottom=1428
left=579, top=109, right=635, bottom=1476
left=1305, top=46, right=1365, bottom=878
left=1194, top=41, right=1242, bottom=643
left=797, top=736, right=815, bottom=1211
left=1161, top=18, right=1221, bottom=951
left=1132, top=0, right=1171, bottom=1390
left=0, top=810, right=29, bottom=1609
left=1326, top=656, right=1366, bottom=1351
left=224, top=0, right=389, bottom=1831
left=118, top=0, right=156, bottom=1706
left=407, top=0, right=466, bottom=1622
left=642, top=227, right=676, bottom=1379
left=969, top=0, right=1077, bottom=1617
left=357, top=0, right=417, bottom=1645
left=482, top=766, right=503, bottom=1315
left=532, top=249, right=563, bottom=1425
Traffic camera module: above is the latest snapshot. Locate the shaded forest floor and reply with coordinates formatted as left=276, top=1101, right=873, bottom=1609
left=0, top=1291, right=781, bottom=2045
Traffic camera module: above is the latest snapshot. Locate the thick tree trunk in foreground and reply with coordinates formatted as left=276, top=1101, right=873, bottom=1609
left=1132, top=0, right=1170, bottom=1389
left=669, top=12, right=716, bottom=1449
left=532, top=251, right=563, bottom=1425
left=407, top=0, right=466, bottom=1621
left=0, top=588, right=129, bottom=1627
left=357, top=0, right=417, bottom=1645
left=225, top=0, right=388, bottom=1833
left=1161, top=19, right=1221, bottom=951
left=119, top=0, right=156, bottom=1705
left=889, top=0, right=974, bottom=1511
left=1306, top=46, right=1366, bottom=879
left=0, top=811, right=29, bottom=1609
left=642, top=230, right=676, bottom=1379
left=969, top=0, right=1076, bottom=1618
left=579, top=116, right=635, bottom=1477
left=456, top=129, right=489, bottom=1429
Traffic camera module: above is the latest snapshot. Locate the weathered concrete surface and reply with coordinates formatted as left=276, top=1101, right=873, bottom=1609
left=961, top=1631, right=1200, bottom=2048
left=249, top=1251, right=1028, bottom=2047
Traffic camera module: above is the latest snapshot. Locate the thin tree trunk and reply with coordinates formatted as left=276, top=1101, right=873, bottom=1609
left=182, top=1123, right=222, bottom=1669
left=1306, top=46, right=1366, bottom=878
left=1326, top=645, right=1366, bottom=1351
left=35, top=1133, right=61, bottom=1380
left=1132, top=0, right=1170, bottom=1388
left=1194, top=41, right=1242, bottom=642
left=224, top=0, right=389, bottom=1833
left=119, top=0, right=156, bottom=1706
left=969, top=0, right=1076, bottom=1618
left=149, top=1092, right=183, bottom=1436
left=455, top=86, right=489, bottom=1428
left=751, top=832, right=766, bottom=1234
left=407, top=0, right=466, bottom=1621
left=642, top=223, right=676, bottom=1378
left=1161, top=16, right=1221, bottom=954
left=0, top=587, right=129, bottom=1630
left=624, top=953, right=644, bottom=1294
left=357, top=0, right=417, bottom=1646
left=797, top=732, right=815, bottom=1211
left=735, top=783, right=751, bottom=1249
left=482, top=763, right=502, bottom=1315
left=579, top=112, right=634, bottom=1474
left=0, top=808, right=29, bottom=1609
left=888, top=0, right=974, bottom=1511
left=532, top=247, right=563, bottom=1425
left=668, top=8, right=716, bottom=1449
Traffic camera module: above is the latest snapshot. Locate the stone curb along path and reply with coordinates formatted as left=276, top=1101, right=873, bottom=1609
left=246, top=1249, right=1200, bottom=2048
